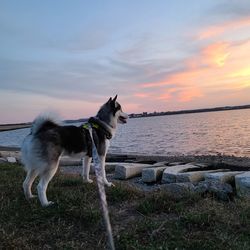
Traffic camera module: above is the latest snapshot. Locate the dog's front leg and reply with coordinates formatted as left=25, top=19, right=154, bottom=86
left=82, top=156, right=93, bottom=183
left=99, top=155, right=114, bottom=187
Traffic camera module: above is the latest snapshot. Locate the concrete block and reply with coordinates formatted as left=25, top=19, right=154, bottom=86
left=235, top=172, right=250, bottom=197
left=114, top=163, right=151, bottom=180
left=176, top=171, right=207, bottom=183
left=205, top=171, right=243, bottom=184
left=162, top=164, right=200, bottom=183
left=191, top=162, right=209, bottom=168
left=142, top=166, right=167, bottom=183
left=176, top=169, right=230, bottom=183
left=90, top=162, right=129, bottom=174
left=153, top=161, right=168, bottom=167
left=6, top=157, right=17, bottom=163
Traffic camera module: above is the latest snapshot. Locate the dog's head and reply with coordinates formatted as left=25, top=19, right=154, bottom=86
left=97, top=95, right=128, bottom=127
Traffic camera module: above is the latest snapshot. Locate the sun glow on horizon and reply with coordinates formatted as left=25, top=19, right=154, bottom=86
left=1, top=1, right=250, bottom=123
left=137, top=16, right=250, bottom=108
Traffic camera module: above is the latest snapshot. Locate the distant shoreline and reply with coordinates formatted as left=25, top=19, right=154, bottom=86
left=1, top=104, right=250, bottom=131
left=0, top=123, right=31, bottom=132
left=130, top=104, right=250, bottom=118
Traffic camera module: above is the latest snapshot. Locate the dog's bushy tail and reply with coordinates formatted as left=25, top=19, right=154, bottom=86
left=31, top=112, right=61, bottom=135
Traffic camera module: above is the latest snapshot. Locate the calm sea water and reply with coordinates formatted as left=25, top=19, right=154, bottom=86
left=1, top=109, right=250, bottom=157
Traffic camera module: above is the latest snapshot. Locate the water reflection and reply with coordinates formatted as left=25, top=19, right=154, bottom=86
left=0, top=109, right=250, bottom=157
left=111, top=109, right=250, bottom=157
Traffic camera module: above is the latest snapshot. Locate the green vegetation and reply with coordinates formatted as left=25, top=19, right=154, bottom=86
left=0, top=164, right=250, bottom=249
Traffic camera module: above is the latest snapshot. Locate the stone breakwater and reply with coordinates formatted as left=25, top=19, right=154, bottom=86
left=59, top=154, right=250, bottom=200
left=113, top=162, right=250, bottom=200
left=1, top=149, right=250, bottom=199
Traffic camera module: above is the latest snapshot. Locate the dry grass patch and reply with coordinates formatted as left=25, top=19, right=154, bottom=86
left=0, top=164, right=250, bottom=249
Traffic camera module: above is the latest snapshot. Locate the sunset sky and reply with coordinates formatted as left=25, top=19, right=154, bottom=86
left=1, top=0, right=250, bottom=123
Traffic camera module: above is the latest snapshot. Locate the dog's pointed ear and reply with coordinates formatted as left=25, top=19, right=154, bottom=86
left=108, top=97, right=112, bottom=103
left=113, top=95, right=118, bottom=102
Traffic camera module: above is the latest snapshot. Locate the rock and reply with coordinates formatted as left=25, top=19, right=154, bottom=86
left=192, top=162, right=209, bottom=168
left=114, top=163, right=152, bottom=180
left=235, top=172, right=250, bottom=197
left=194, top=181, right=209, bottom=194
left=0, top=157, right=7, bottom=164
left=194, top=180, right=233, bottom=201
left=205, top=171, right=243, bottom=184
left=153, top=161, right=169, bottom=167
left=161, top=164, right=201, bottom=184
left=208, top=182, right=233, bottom=201
left=176, top=170, right=215, bottom=183
left=142, top=166, right=167, bottom=183
left=6, top=157, right=17, bottom=163
left=161, top=183, right=195, bottom=198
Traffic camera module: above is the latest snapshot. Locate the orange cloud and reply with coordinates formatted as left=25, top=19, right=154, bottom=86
left=140, top=39, right=250, bottom=103
left=142, top=68, right=206, bottom=89
left=178, top=88, right=203, bottom=102
left=157, top=88, right=177, bottom=100
left=142, top=42, right=232, bottom=89
left=157, top=92, right=171, bottom=100
left=141, top=38, right=250, bottom=91
left=157, top=87, right=203, bottom=102
left=202, top=42, right=230, bottom=67
left=134, top=92, right=150, bottom=98
left=198, top=17, right=250, bottom=39
left=137, top=17, right=250, bottom=108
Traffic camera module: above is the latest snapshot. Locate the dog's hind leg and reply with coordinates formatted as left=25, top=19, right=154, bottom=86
left=23, top=169, right=38, bottom=199
left=37, top=162, right=59, bottom=207
left=82, top=156, right=93, bottom=183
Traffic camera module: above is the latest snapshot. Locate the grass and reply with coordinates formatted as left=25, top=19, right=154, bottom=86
left=0, top=164, right=250, bottom=249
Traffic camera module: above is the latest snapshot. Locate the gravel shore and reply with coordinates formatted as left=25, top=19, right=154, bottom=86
left=1, top=146, right=250, bottom=169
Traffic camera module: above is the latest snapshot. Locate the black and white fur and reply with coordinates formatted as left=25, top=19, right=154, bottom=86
left=21, top=95, right=128, bottom=207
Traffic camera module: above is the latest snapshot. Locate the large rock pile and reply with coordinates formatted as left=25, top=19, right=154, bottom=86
left=112, top=161, right=250, bottom=200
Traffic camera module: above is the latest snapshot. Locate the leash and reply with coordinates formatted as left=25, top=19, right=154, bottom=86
left=86, top=124, right=115, bottom=250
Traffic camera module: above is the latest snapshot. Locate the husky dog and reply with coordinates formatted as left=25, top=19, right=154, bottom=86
left=21, top=95, right=128, bottom=207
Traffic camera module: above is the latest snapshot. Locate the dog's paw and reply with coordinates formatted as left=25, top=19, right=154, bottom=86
left=83, top=178, right=93, bottom=184
left=104, top=181, right=115, bottom=187
left=25, top=194, right=37, bottom=200
left=42, top=201, right=56, bottom=207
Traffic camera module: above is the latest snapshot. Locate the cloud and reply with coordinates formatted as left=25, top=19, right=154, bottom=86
left=211, top=0, right=250, bottom=19
left=134, top=93, right=150, bottom=98
left=0, top=58, right=120, bottom=101
left=134, top=31, right=250, bottom=106
left=198, top=17, right=250, bottom=40
left=2, top=1, right=250, bottom=123
left=229, top=67, right=250, bottom=78
left=201, top=42, right=230, bottom=67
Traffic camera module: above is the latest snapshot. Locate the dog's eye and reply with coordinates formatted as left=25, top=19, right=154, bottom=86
left=113, top=104, right=121, bottom=115
left=115, top=106, right=121, bottom=113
